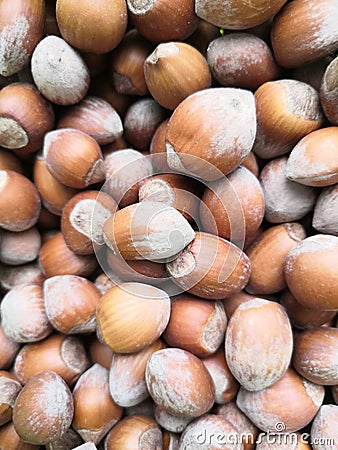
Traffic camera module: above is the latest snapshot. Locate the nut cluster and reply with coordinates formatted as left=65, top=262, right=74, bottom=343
left=0, top=0, right=337, bottom=449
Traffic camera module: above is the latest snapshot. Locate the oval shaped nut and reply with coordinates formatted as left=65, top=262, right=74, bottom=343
left=72, top=364, right=123, bottom=444
left=253, top=79, right=323, bottom=159
left=109, top=340, right=166, bottom=408
left=320, top=56, right=338, bottom=126
left=146, top=348, right=215, bottom=418
left=43, top=128, right=105, bottom=189
left=311, top=405, right=338, bottom=450
left=259, top=156, right=317, bottom=223
left=0, top=227, right=41, bottom=266
left=104, top=415, right=162, bottom=450
left=103, top=201, right=195, bottom=262
left=57, top=96, right=123, bottom=146
left=312, top=184, right=338, bottom=235
left=225, top=298, right=293, bottom=392
left=271, top=0, right=338, bottom=68
left=31, top=35, right=90, bottom=106
left=12, top=371, right=74, bottom=445
left=0, top=170, right=41, bottom=232
left=195, top=0, right=287, bottom=29
left=166, top=232, right=251, bottom=300
left=292, top=327, right=338, bottom=386
left=245, top=223, right=306, bottom=295
left=236, top=368, right=325, bottom=433
left=0, top=0, right=45, bottom=77
left=178, top=414, right=242, bottom=450
left=96, top=283, right=171, bottom=353
left=207, top=33, right=280, bottom=91
left=144, top=41, right=211, bottom=110
left=61, top=190, right=117, bottom=255
left=44, top=275, right=101, bottom=334
left=284, top=234, right=338, bottom=310
left=286, top=127, right=338, bottom=187
left=165, top=87, right=256, bottom=180
left=163, top=295, right=227, bottom=357
left=0, top=421, right=43, bottom=450
left=1, top=283, right=52, bottom=343
left=200, top=166, right=265, bottom=243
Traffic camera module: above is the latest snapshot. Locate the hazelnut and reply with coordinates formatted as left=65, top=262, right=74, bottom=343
left=96, top=282, right=170, bottom=353
left=12, top=371, right=74, bottom=445
left=0, top=148, right=23, bottom=173
left=311, top=405, right=338, bottom=450
left=154, top=405, right=192, bottom=433
left=312, top=183, right=338, bottom=235
left=72, top=364, right=123, bottom=444
left=225, top=298, right=293, bottom=391
left=320, top=56, right=338, bottom=125
left=0, top=261, right=44, bottom=293
left=88, top=336, right=113, bottom=370
left=237, top=368, right=325, bottom=432
left=0, top=324, right=19, bottom=370
left=0, top=283, right=52, bottom=343
left=0, top=371, right=22, bottom=426
left=31, top=35, right=90, bottom=106
left=44, top=275, right=101, bottom=334
left=284, top=234, right=338, bottom=310
left=146, top=348, right=215, bottom=417
left=292, top=327, right=338, bottom=385
left=0, top=227, right=41, bottom=266
left=14, top=333, right=89, bottom=386
left=0, top=421, right=40, bottom=450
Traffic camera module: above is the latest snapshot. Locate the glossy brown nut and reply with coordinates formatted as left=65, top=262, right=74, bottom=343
left=104, top=415, right=162, bottom=450
left=33, top=155, right=77, bottom=216
left=109, top=340, right=166, bottom=408
left=0, top=0, right=45, bottom=77
left=43, top=128, right=105, bottom=189
left=0, top=227, right=41, bottom=266
left=109, top=29, right=154, bottom=96
left=72, top=364, right=123, bottom=444
left=127, top=0, right=198, bottom=42
left=207, top=33, right=280, bottom=90
left=286, top=127, right=338, bottom=187
left=166, top=232, right=251, bottom=300
left=0, top=148, right=23, bottom=173
left=200, top=166, right=264, bottom=243
left=146, top=348, right=215, bottom=417
left=237, top=368, right=325, bottom=433
left=202, top=348, right=240, bottom=405
left=284, top=234, right=338, bottom=310
left=44, top=275, right=101, bottom=334
left=144, top=41, right=211, bottom=110
left=12, top=371, right=74, bottom=445
left=96, top=282, right=170, bottom=353
left=259, top=157, right=317, bottom=223
left=165, top=88, right=256, bottom=180
left=14, top=333, right=89, bottom=387
left=292, top=327, right=338, bottom=386
left=253, top=79, right=323, bottom=159
left=39, top=232, right=98, bottom=279
left=61, top=190, right=117, bottom=255
left=88, top=336, right=113, bottom=370
left=225, top=298, right=293, bottom=391
left=0, top=170, right=41, bottom=232
left=31, top=36, right=90, bottom=106
left=271, top=0, right=338, bottom=68
left=103, top=201, right=195, bottom=262
left=280, top=289, right=337, bottom=329
left=56, top=0, right=127, bottom=54
left=162, top=294, right=227, bottom=357
left=0, top=83, right=54, bottom=154
left=0, top=283, right=51, bottom=343
left=57, top=96, right=123, bottom=146
left=312, top=183, right=338, bottom=235
left=245, top=223, right=306, bottom=295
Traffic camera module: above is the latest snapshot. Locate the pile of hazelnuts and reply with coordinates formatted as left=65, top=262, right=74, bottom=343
left=0, top=0, right=337, bottom=449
